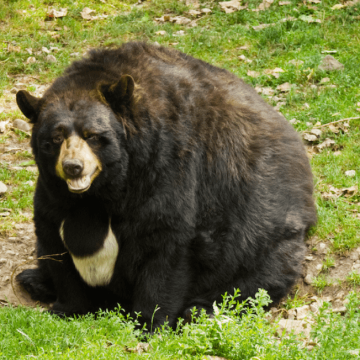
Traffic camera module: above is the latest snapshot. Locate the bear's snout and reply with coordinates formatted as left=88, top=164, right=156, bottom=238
left=63, top=159, right=84, bottom=178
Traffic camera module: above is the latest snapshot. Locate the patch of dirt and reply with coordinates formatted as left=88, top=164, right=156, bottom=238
left=0, top=223, right=39, bottom=307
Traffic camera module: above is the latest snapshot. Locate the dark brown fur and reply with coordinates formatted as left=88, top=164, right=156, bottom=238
left=16, top=42, right=316, bottom=330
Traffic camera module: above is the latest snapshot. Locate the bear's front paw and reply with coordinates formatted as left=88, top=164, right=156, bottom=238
left=16, top=269, right=56, bottom=303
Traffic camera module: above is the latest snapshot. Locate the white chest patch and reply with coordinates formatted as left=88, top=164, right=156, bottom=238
left=59, top=221, right=119, bottom=287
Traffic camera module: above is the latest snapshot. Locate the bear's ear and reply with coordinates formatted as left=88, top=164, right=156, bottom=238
left=16, top=90, right=41, bottom=123
left=99, top=75, right=135, bottom=109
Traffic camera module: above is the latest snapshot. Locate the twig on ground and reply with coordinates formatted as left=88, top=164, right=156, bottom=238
left=313, top=117, right=360, bottom=128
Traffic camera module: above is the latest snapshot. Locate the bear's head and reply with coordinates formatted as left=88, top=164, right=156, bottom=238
left=16, top=74, right=135, bottom=195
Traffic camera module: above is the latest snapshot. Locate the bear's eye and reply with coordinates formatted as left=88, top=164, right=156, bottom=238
left=53, top=135, right=64, bottom=144
left=86, top=134, right=100, bottom=141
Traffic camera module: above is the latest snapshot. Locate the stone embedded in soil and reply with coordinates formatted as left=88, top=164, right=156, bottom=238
left=0, top=181, right=8, bottom=195
left=277, top=319, right=311, bottom=338
left=295, top=305, right=311, bottom=320
left=13, top=119, right=31, bottom=132
left=304, top=274, right=313, bottom=285
left=318, top=55, right=344, bottom=71
left=317, top=242, right=328, bottom=254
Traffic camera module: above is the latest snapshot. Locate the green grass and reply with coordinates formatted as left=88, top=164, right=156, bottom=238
left=1, top=290, right=360, bottom=359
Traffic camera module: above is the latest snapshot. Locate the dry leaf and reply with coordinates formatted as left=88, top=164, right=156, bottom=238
left=25, top=48, right=32, bottom=55
left=46, top=55, right=57, bottom=63
left=321, top=185, right=357, bottom=199
left=320, top=77, right=330, bottom=83
left=238, top=45, right=249, bottom=50
left=219, top=0, right=248, bottom=13
left=288, top=59, right=304, bottom=66
left=201, top=8, right=212, bottom=14
left=247, top=70, right=260, bottom=78
left=310, top=128, right=322, bottom=137
left=321, top=50, right=337, bottom=54
left=189, top=9, right=201, bottom=16
left=315, top=138, right=335, bottom=152
left=0, top=120, right=10, bottom=133
left=42, top=47, right=51, bottom=54
left=171, top=16, right=191, bottom=25
left=262, top=87, right=275, bottom=96
left=277, top=82, right=292, bottom=92
left=155, top=30, right=167, bottom=35
left=125, top=343, right=152, bottom=354
left=252, top=23, right=274, bottom=30
left=80, top=7, right=108, bottom=20
left=303, top=133, right=318, bottom=142
left=238, top=55, right=252, bottom=63
left=357, top=102, right=360, bottom=107
left=25, top=57, right=36, bottom=64
left=47, top=8, right=68, bottom=18
left=308, top=0, right=321, bottom=3
left=328, top=124, right=340, bottom=133
left=279, top=1, right=291, bottom=4
left=264, top=67, right=285, bottom=78
left=345, top=170, right=356, bottom=177
left=331, top=4, right=345, bottom=9
left=8, top=45, right=21, bottom=53
left=174, top=30, right=186, bottom=36
left=274, top=101, right=286, bottom=111
left=299, top=15, right=321, bottom=23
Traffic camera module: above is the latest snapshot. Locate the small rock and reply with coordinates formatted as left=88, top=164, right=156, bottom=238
left=318, top=55, right=344, bottom=71
left=350, top=251, right=360, bottom=261
left=25, top=180, right=35, bottom=187
left=304, top=274, right=313, bottom=285
left=353, top=263, right=360, bottom=269
left=296, top=305, right=311, bottom=320
left=277, top=319, right=311, bottom=338
left=201, top=8, right=212, bottom=14
left=332, top=306, right=346, bottom=314
left=318, top=242, right=327, bottom=254
left=316, top=264, right=322, bottom=271
left=13, top=119, right=31, bottom=132
left=46, top=55, right=57, bottom=63
left=0, top=181, right=8, bottom=195
left=305, top=255, right=314, bottom=261
left=309, top=303, right=319, bottom=313
left=345, top=170, right=356, bottom=177
left=320, top=77, right=330, bottom=83
left=287, top=308, right=296, bottom=320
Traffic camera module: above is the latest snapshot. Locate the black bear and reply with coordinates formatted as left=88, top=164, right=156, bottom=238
left=16, top=41, right=316, bottom=330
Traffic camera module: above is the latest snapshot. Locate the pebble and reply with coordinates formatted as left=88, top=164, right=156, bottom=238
left=0, top=181, right=7, bottom=195
left=277, top=319, right=311, bottom=338
left=295, top=305, right=310, bottom=320
left=13, top=119, right=31, bottom=132
left=350, top=251, right=360, bottom=261
left=345, top=170, right=356, bottom=177
left=304, top=274, right=313, bottom=285
left=318, top=242, right=327, bottom=254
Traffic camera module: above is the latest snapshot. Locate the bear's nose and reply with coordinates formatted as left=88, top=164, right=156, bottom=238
left=63, top=159, right=84, bottom=177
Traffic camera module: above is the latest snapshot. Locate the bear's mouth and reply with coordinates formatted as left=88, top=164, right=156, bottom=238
left=66, top=167, right=100, bottom=193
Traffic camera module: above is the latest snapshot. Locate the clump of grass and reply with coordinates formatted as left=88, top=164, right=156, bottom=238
left=346, top=270, right=360, bottom=287
left=322, top=255, right=336, bottom=271
left=312, top=274, right=333, bottom=293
